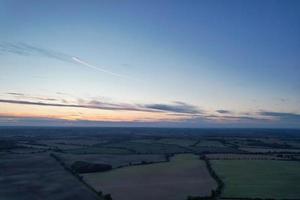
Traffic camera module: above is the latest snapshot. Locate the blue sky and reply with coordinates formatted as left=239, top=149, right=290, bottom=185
left=0, top=0, right=299, bottom=127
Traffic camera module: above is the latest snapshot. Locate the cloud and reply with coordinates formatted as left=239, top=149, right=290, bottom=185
left=220, top=115, right=267, bottom=121
left=1, top=92, right=300, bottom=128
left=6, top=92, right=60, bottom=102
left=216, top=109, right=231, bottom=114
left=6, top=92, right=24, bottom=96
left=71, top=57, right=126, bottom=78
left=259, top=111, right=300, bottom=121
left=1, top=112, right=299, bottom=128
left=0, top=115, right=204, bottom=127
left=0, top=42, right=126, bottom=78
left=143, top=101, right=202, bottom=114
left=0, top=98, right=203, bottom=115
left=1, top=99, right=300, bottom=127
left=0, top=42, right=71, bottom=62
left=0, top=99, right=150, bottom=112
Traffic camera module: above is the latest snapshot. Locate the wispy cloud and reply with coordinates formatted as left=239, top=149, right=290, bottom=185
left=142, top=101, right=202, bottom=114
left=6, top=92, right=60, bottom=102
left=0, top=115, right=205, bottom=127
left=71, top=57, right=126, bottom=78
left=216, top=109, right=231, bottom=114
left=218, top=115, right=268, bottom=121
left=0, top=97, right=203, bottom=115
left=0, top=99, right=150, bottom=112
left=0, top=42, right=70, bottom=62
left=6, top=92, right=25, bottom=96
left=0, top=42, right=127, bottom=78
left=209, top=111, right=300, bottom=123
left=1, top=91, right=300, bottom=127
left=259, top=111, right=300, bottom=121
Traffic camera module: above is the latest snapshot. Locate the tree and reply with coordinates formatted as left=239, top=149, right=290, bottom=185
left=104, top=194, right=112, bottom=200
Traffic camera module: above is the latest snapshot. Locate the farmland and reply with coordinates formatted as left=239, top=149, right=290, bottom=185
left=83, top=154, right=217, bottom=200
left=0, top=153, right=100, bottom=200
left=154, top=138, right=197, bottom=147
left=211, top=160, right=300, bottom=199
left=64, top=146, right=133, bottom=154
left=206, top=153, right=288, bottom=160
left=1, top=127, right=300, bottom=200
left=102, top=141, right=191, bottom=154
left=58, top=153, right=167, bottom=168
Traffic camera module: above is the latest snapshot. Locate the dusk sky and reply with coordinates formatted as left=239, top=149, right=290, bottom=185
left=0, top=0, right=300, bottom=127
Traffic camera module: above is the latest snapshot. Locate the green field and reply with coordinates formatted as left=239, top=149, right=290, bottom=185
left=83, top=154, right=216, bottom=200
left=211, top=160, right=300, bottom=199
left=157, top=138, right=197, bottom=147
left=195, top=140, right=225, bottom=147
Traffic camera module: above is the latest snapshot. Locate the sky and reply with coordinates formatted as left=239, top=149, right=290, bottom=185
left=0, top=0, right=300, bottom=128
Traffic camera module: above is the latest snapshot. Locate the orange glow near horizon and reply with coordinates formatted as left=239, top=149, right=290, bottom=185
left=0, top=102, right=190, bottom=122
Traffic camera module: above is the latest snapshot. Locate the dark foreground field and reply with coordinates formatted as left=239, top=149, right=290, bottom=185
left=0, top=153, right=99, bottom=200
left=1, top=127, right=300, bottom=200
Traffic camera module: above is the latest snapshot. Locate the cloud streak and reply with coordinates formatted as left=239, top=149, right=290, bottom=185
left=259, top=111, right=300, bottom=121
left=1, top=92, right=300, bottom=127
left=0, top=42, right=126, bottom=78
left=216, top=109, right=231, bottom=114
left=0, top=99, right=151, bottom=112
left=0, top=42, right=70, bottom=62
left=71, top=57, right=125, bottom=78
left=6, top=92, right=25, bottom=96
left=143, top=101, right=202, bottom=114
left=2, top=94, right=300, bottom=122
left=0, top=98, right=203, bottom=115
left=0, top=115, right=209, bottom=127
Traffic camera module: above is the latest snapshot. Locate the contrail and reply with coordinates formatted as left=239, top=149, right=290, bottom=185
left=72, top=57, right=127, bottom=78
left=0, top=42, right=130, bottom=79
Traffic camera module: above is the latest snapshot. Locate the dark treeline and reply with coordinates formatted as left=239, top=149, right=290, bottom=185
left=186, top=155, right=224, bottom=200
left=50, top=153, right=112, bottom=200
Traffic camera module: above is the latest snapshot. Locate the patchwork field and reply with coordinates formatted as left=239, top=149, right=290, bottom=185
left=83, top=154, right=217, bottom=200
left=38, top=138, right=107, bottom=146
left=58, top=153, right=167, bottom=168
left=65, top=146, right=132, bottom=154
left=240, top=147, right=300, bottom=153
left=1, top=128, right=300, bottom=200
left=8, top=147, right=46, bottom=154
left=206, top=153, right=287, bottom=160
left=102, top=141, right=190, bottom=154
left=190, top=146, right=240, bottom=154
left=194, top=140, right=225, bottom=147
left=211, top=160, right=300, bottom=199
left=0, top=153, right=100, bottom=200
left=156, top=138, right=197, bottom=147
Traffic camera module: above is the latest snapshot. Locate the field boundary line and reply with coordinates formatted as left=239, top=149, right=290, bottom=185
left=201, top=155, right=224, bottom=199
left=49, top=153, right=106, bottom=200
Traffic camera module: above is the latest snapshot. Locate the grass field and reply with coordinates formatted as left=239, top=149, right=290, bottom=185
left=211, top=160, right=300, bottom=199
left=83, top=154, right=217, bottom=200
